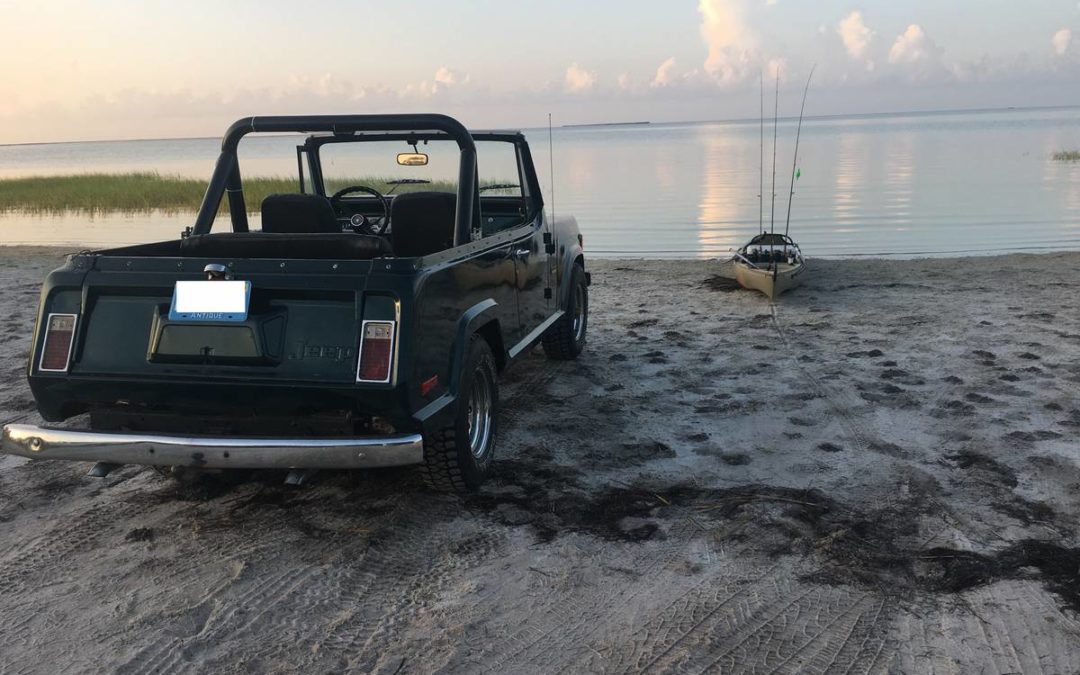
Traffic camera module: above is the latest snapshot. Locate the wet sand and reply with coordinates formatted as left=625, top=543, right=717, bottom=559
left=1, top=248, right=1079, bottom=673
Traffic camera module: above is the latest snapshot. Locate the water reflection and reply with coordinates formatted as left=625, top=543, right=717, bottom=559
left=882, top=132, right=914, bottom=226
left=4, top=108, right=1080, bottom=257
left=1, top=210, right=192, bottom=247
left=833, top=132, right=861, bottom=226
left=697, top=127, right=745, bottom=254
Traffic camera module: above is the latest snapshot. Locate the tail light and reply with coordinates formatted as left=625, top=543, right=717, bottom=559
left=356, top=320, right=396, bottom=383
left=39, top=313, right=77, bottom=372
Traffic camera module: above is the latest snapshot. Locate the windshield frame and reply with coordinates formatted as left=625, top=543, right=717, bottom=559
left=301, top=131, right=543, bottom=227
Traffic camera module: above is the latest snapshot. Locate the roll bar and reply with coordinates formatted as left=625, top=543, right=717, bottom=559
left=192, top=114, right=479, bottom=247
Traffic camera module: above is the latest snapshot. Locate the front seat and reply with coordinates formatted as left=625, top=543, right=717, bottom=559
left=390, top=191, right=457, bottom=257
left=261, top=193, right=339, bottom=234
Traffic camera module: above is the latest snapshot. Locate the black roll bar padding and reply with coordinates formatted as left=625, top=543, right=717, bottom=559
left=226, top=158, right=249, bottom=233
left=193, top=151, right=235, bottom=234
left=192, top=114, right=479, bottom=245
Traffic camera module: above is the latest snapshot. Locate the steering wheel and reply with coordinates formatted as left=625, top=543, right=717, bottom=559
left=329, top=185, right=390, bottom=234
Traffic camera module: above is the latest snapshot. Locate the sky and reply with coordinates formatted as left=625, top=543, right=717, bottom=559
left=1, top=0, right=1080, bottom=144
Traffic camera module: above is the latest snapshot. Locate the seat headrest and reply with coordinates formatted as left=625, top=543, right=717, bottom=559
left=261, top=193, right=339, bottom=234
left=390, top=191, right=457, bottom=258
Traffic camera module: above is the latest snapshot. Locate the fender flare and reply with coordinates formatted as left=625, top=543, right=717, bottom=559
left=558, top=244, right=586, bottom=311
left=413, top=298, right=500, bottom=426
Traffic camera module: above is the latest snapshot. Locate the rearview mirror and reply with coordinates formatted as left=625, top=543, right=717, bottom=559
left=397, top=152, right=429, bottom=166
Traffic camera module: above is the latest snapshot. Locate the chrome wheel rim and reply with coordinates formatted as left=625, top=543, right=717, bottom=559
left=571, top=284, right=586, bottom=342
left=466, top=369, right=493, bottom=459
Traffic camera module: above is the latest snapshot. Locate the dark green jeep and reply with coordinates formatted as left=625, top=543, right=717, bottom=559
left=1, top=114, right=589, bottom=493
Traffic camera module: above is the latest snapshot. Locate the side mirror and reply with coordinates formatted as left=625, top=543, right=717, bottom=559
left=397, top=152, right=429, bottom=166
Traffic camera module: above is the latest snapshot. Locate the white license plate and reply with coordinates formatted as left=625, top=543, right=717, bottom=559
left=168, top=280, right=251, bottom=322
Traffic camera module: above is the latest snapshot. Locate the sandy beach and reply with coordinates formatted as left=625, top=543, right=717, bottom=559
left=1, top=248, right=1079, bottom=673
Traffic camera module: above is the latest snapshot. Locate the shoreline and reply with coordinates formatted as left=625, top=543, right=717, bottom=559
left=2, top=243, right=1080, bottom=263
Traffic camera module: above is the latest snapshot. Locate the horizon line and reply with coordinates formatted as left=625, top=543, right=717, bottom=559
left=1, top=103, right=1077, bottom=149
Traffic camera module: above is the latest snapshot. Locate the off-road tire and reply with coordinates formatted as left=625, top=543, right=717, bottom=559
left=420, top=335, right=498, bottom=493
left=541, top=263, right=588, bottom=360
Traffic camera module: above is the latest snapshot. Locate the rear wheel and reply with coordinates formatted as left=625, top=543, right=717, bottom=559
left=542, top=264, right=588, bottom=360
left=420, top=334, right=498, bottom=493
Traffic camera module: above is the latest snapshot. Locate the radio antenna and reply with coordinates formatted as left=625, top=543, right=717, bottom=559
left=769, top=65, right=780, bottom=234
left=784, top=65, right=815, bottom=237
left=548, top=113, right=556, bottom=228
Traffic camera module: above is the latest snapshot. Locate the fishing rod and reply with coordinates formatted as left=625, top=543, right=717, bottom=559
left=759, top=72, right=764, bottom=235
left=769, top=66, right=779, bottom=235
left=784, top=65, right=815, bottom=237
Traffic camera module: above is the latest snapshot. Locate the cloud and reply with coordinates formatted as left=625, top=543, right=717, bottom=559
left=651, top=57, right=678, bottom=87
left=403, top=67, right=471, bottom=98
left=565, top=63, right=597, bottom=92
left=434, top=67, right=462, bottom=86
left=837, top=11, right=874, bottom=61
left=888, top=24, right=941, bottom=66
left=765, top=57, right=787, bottom=80
left=1053, top=28, right=1072, bottom=56
left=698, top=0, right=757, bottom=85
left=284, top=73, right=364, bottom=100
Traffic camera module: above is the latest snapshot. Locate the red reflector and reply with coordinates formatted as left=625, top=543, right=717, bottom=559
left=357, top=321, right=395, bottom=382
left=40, top=313, right=77, bottom=372
left=420, top=375, right=439, bottom=396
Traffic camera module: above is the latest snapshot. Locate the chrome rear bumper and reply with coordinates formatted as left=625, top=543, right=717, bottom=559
left=0, top=424, right=424, bottom=470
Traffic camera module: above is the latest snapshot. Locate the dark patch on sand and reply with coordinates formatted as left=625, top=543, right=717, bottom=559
left=991, top=494, right=1057, bottom=526
left=868, top=441, right=909, bottom=459
left=688, top=483, right=1080, bottom=614
left=124, top=527, right=155, bottom=543
left=1021, top=312, right=1055, bottom=322
left=702, top=275, right=742, bottom=292
left=946, top=452, right=1018, bottom=487
left=1005, top=430, right=1063, bottom=443
left=469, top=460, right=698, bottom=543
left=913, top=542, right=1080, bottom=613
left=579, top=441, right=677, bottom=470
left=937, top=400, right=976, bottom=417
left=846, top=349, right=885, bottom=358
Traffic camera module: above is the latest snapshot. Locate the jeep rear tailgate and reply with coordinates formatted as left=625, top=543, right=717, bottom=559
left=28, top=254, right=409, bottom=421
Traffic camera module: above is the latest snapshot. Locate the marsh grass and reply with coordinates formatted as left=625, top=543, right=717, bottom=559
left=1052, top=150, right=1080, bottom=161
left=0, top=172, right=458, bottom=214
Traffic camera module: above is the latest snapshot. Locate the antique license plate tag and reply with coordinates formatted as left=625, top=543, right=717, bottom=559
left=168, top=280, right=251, bottom=322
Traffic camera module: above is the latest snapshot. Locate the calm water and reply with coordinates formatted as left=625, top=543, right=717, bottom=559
left=3, top=107, right=1080, bottom=258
